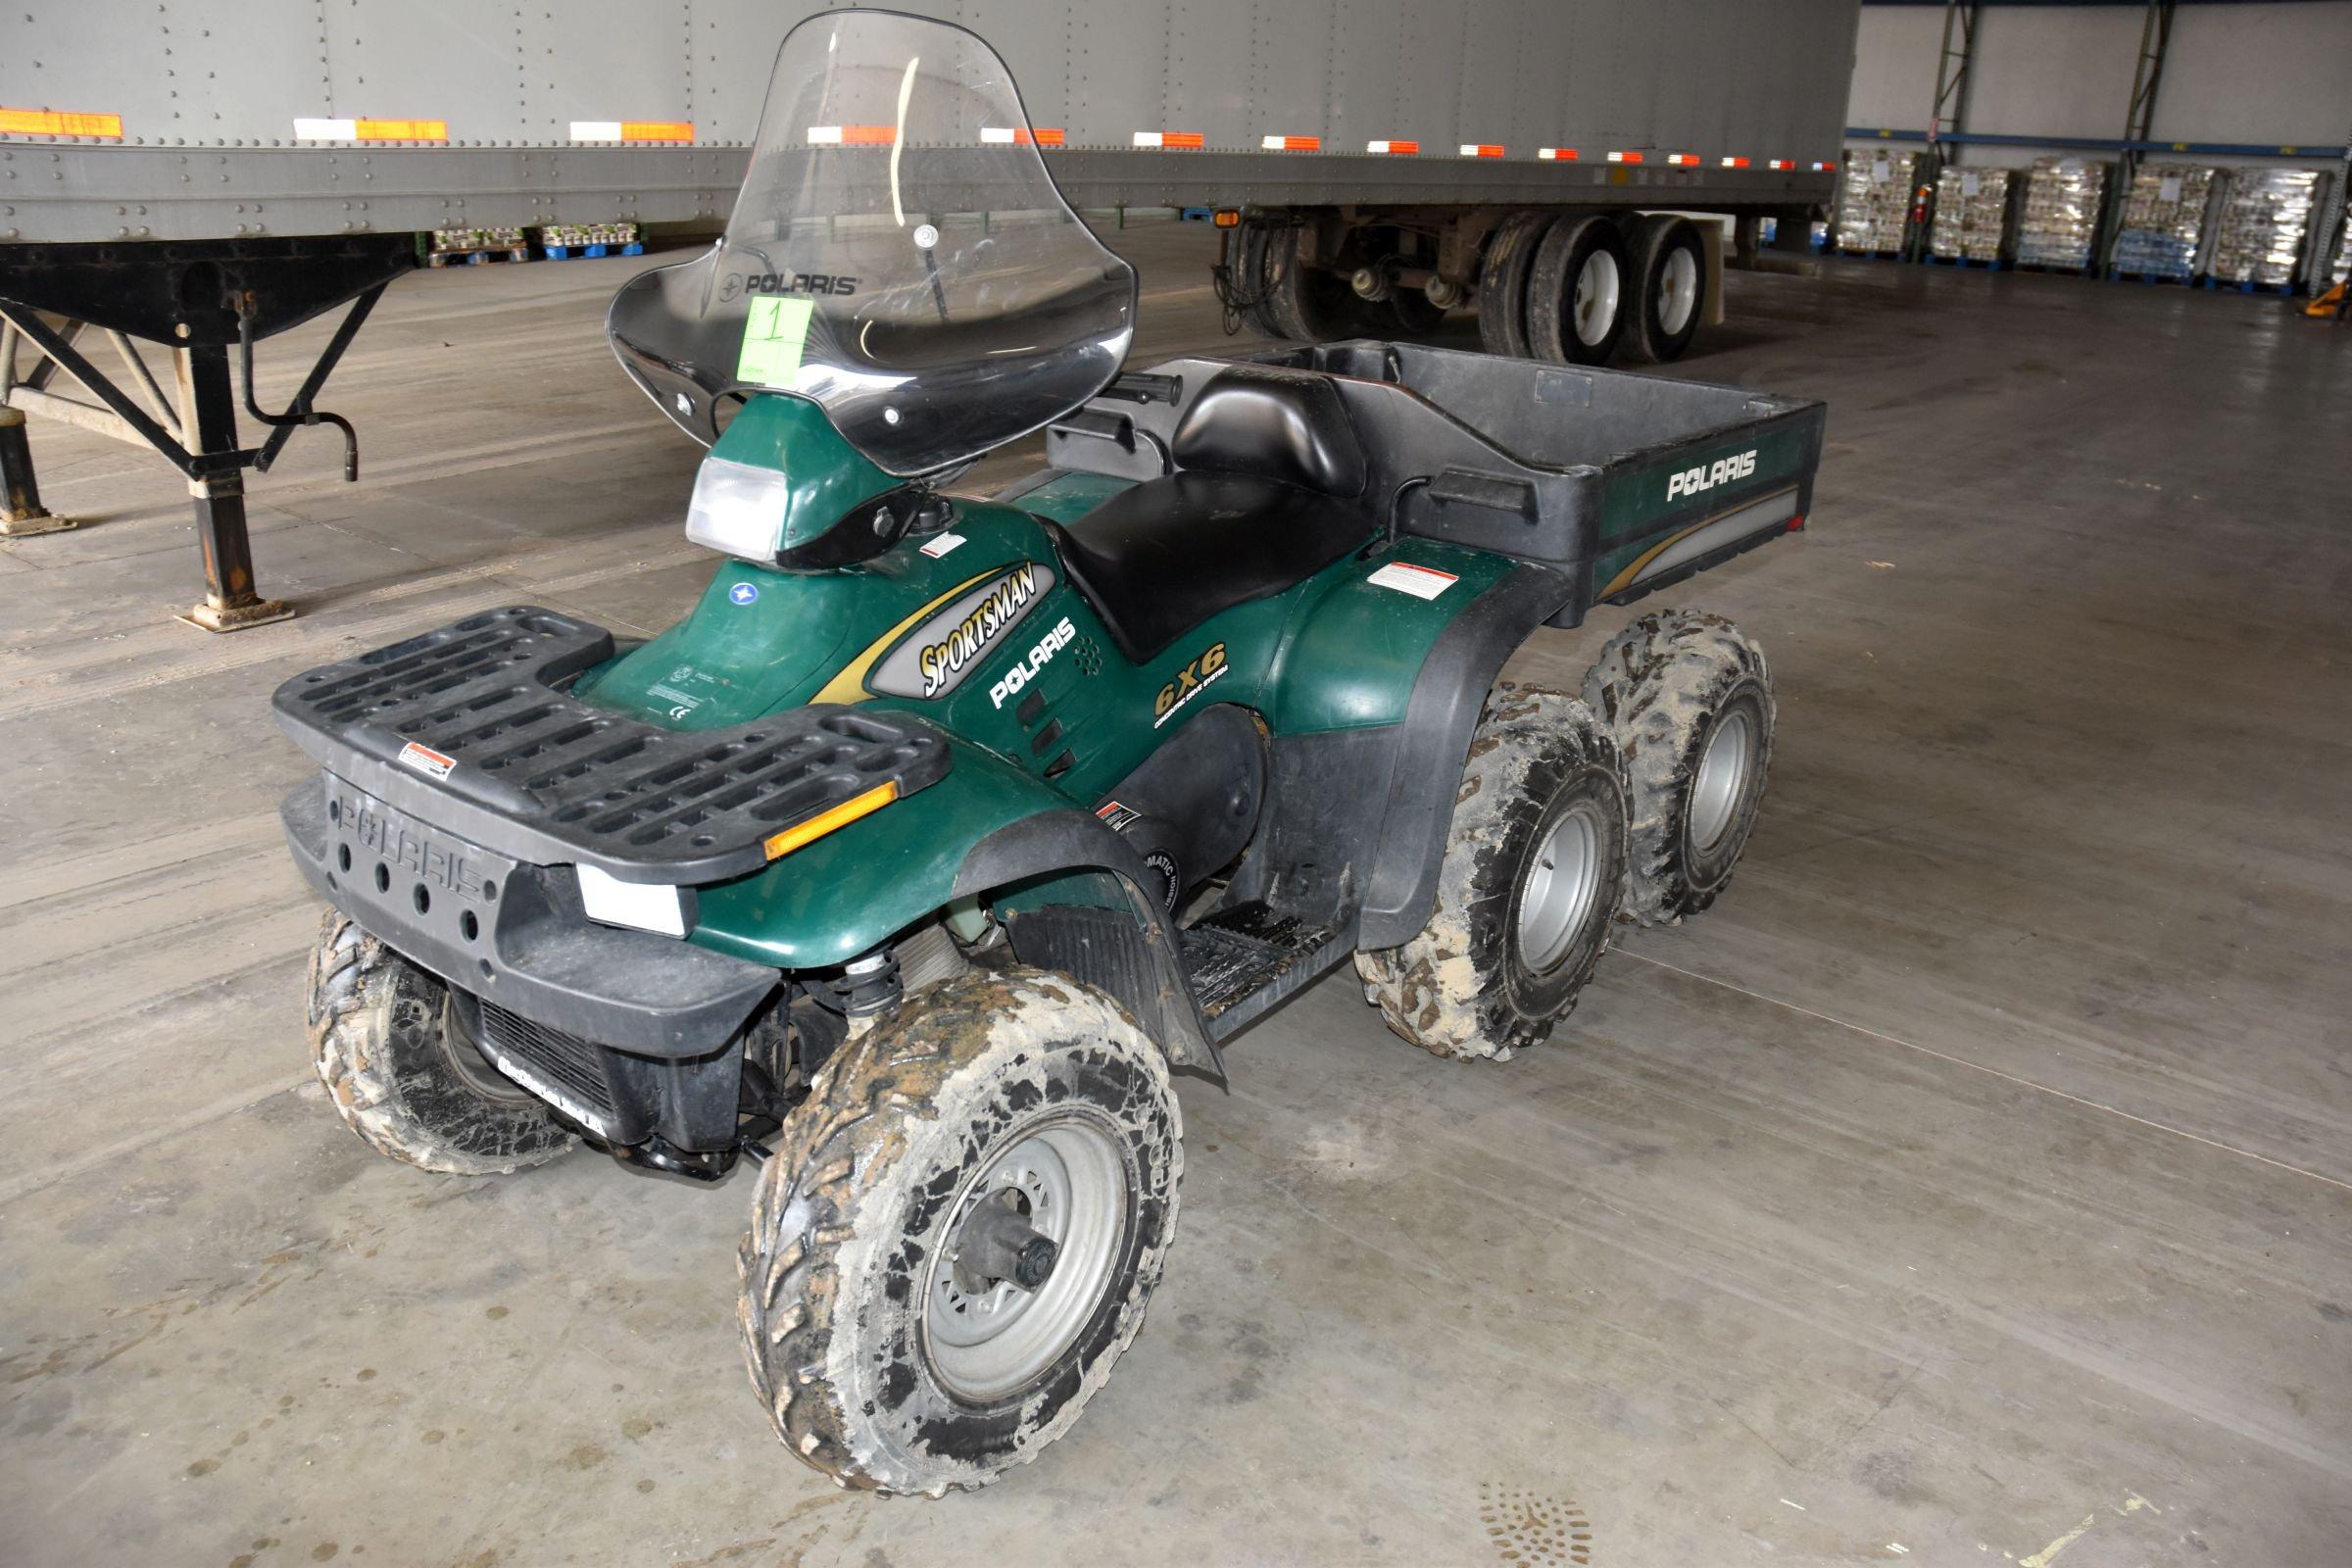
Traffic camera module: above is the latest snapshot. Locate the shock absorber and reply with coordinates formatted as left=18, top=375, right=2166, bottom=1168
left=840, top=946, right=902, bottom=1037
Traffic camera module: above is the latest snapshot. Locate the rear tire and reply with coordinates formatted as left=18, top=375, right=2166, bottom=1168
left=1525, top=215, right=1631, bottom=365
left=1355, top=687, right=1627, bottom=1061
left=305, top=909, right=572, bottom=1176
left=740, top=967, right=1182, bottom=1495
left=1580, top=611, right=1774, bottom=923
left=1475, top=209, right=1552, bottom=358
left=1620, top=215, right=1708, bottom=365
left=1260, top=222, right=1373, bottom=342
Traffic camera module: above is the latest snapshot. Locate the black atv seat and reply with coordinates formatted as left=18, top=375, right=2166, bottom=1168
left=1047, top=368, right=1374, bottom=663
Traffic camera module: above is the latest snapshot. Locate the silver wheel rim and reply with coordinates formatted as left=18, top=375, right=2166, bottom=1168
left=1659, top=246, right=1699, bottom=335
left=1689, top=710, right=1753, bottom=852
left=1573, top=251, right=1621, bottom=346
left=1517, top=800, right=1605, bottom=973
left=923, top=1112, right=1126, bottom=1402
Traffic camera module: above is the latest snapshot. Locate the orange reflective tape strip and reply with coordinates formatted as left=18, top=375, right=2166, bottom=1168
left=0, top=108, right=123, bottom=137
left=620, top=122, right=693, bottom=142
left=354, top=119, right=448, bottom=141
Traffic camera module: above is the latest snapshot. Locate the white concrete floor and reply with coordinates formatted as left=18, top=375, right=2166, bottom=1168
left=3, top=220, right=2348, bottom=1567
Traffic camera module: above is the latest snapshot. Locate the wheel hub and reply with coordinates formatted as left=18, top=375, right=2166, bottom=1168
left=923, top=1113, right=1126, bottom=1402
left=1689, top=709, right=1753, bottom=852
left=1574, top=251, right=1622, bottom=346
left=1660, top=247, right=1699, bottom=335
left=1517, top=799, right=1605, bottom=973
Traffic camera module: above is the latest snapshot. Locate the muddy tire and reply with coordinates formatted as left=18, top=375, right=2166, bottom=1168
left=1580, top=611, right=1774, bottom=923
left=1476, top=209, right=1552, bottom=358
left=305, top=908, right=572, bottom=1175
left=1355, top=687, right=1627, bottom=1061
left=740, top=967, right=1182, bottom=1495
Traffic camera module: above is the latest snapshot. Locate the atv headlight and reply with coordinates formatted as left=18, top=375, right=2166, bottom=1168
left=684, top=454, right=788, bottom=563
left=576, top=864, right=693, bottom=938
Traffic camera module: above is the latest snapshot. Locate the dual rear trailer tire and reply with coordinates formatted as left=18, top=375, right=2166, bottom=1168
left=1239, top=209, right=1711, bottom=366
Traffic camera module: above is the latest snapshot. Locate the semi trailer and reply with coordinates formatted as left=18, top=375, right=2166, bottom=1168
left=0, top=0, right=1858, bottom=623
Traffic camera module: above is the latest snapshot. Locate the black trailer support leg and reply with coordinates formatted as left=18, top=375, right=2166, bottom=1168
left=0, top=406, right=74, bottom=537
left=175, top=343, right=292, bottom=633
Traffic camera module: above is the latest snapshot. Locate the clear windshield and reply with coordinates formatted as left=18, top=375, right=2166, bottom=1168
left=608, top=11, right=1136, bottom=474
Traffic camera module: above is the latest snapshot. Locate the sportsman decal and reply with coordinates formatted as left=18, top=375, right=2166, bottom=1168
left=866, top=564, right=1055, bottom=700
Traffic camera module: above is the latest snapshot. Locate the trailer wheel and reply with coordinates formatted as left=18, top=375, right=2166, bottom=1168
left=1525, top=215, right=1631, bottom=365
left=1621, top=215, right=1708, bottom=364
left=1260, top=223, right=1372, bottom=342
left=1354, top=687, right=1626, bottom=1061
left=740, top=967, right=1181, bottom=1495
left=306, top=909, right=573, bottom=1176
left=1475, top=209, right=1551, bottom=358
left=1229, top=220, right=1286, bottom=337
left=1580, top=611, right=1774, bottom=923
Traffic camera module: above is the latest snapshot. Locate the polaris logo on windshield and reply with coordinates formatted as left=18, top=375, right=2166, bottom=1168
left=738, top=270, right=859, bottom=297
left=1667, top=449, right=1757, bottom=502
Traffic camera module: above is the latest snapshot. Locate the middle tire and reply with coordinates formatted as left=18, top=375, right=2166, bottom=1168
left=740, top=967, right=1182, bottom=1495
left=1355, top=687, right=1627, bottom=1061
left=1525, top=214, right=1632, bottom=365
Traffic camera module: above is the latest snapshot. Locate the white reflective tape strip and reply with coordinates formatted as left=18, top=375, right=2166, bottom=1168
left=1607, top=150, right=1629, bottom=163
left=1133, top=130, right=1164, bottom=148
left=1458, top=144, right=1479, bottom=156
left=980, top=125, right=1016, bottom=144
left=1539, top=147, right=1574, bottom=161
left=294, top=118, right=357, bottom=139
left=808, top=125, right=845, bottom=144
left=1367, top=139, right=1395, bottom=154
left=570, top=121, right=623, bottom=142
left=1262, top=134, right=1284, bottom=150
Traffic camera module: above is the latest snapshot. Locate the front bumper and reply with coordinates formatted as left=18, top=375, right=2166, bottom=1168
left=281, top=775, right=776, bottom=1058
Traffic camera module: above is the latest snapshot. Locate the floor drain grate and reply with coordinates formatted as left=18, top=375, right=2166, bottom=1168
left=1478, top=1483, right=1593, bottom=1566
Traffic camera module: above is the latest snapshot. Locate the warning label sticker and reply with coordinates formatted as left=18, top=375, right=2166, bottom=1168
left=1367, top=561, right=1459, bottom=600
left=398, top=741, right=457, bottom=781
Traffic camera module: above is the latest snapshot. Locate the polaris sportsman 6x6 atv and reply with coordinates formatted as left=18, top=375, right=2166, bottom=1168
left=274, top=11, right=1824, bottom=1494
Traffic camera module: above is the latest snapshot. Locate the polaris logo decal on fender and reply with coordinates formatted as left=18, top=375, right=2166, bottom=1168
left=990, top=616, right=1075, bottom=709
left=867, top=564, right=1056, bottom=701
left=1666, top=448, right=1757, bottom=502
left=1153, top=642, right=1228, bottom=729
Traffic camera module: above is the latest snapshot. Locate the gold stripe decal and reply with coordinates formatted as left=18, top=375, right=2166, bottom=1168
left=807, top=567, right=1002, bottom=707
left=1599, top=487, right=1798, bottom=599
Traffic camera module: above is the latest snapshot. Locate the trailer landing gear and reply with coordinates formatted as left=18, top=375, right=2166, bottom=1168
left=0, top=235, right=414, bottom=630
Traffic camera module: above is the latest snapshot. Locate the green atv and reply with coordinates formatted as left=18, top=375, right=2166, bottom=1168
left=275, top=12, right=1823, bottom=1495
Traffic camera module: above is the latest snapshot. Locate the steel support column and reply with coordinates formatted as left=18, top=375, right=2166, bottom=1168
left=2099, top=0, right=2179, bottom=271
left=1910, top=1, right=1982, bottom=261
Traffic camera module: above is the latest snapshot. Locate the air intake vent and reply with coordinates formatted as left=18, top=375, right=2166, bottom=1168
left=474, top=1000, right=616, bottom=1131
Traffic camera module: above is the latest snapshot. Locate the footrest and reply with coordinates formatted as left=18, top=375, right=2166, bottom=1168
left=1179, top=903, right=1353, bottom=1041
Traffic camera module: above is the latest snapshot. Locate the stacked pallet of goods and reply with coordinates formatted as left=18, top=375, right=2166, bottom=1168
left=2015, top=158, right=2110, bottom=271
left=538, top=222, right=646, bottom=260
left=2110, top=163, right=2217, bottom=281
left=427, top=226, right=531, bottom=267
left=1929, top=166, right=2017, bottom=264
left=1837, top=148, right=1921, bottom=255
left=2207, top=169, right=2327, bottom=290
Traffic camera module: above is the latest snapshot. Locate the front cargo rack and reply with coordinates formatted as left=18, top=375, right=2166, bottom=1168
left=272, top=606, right=949, bottom=883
